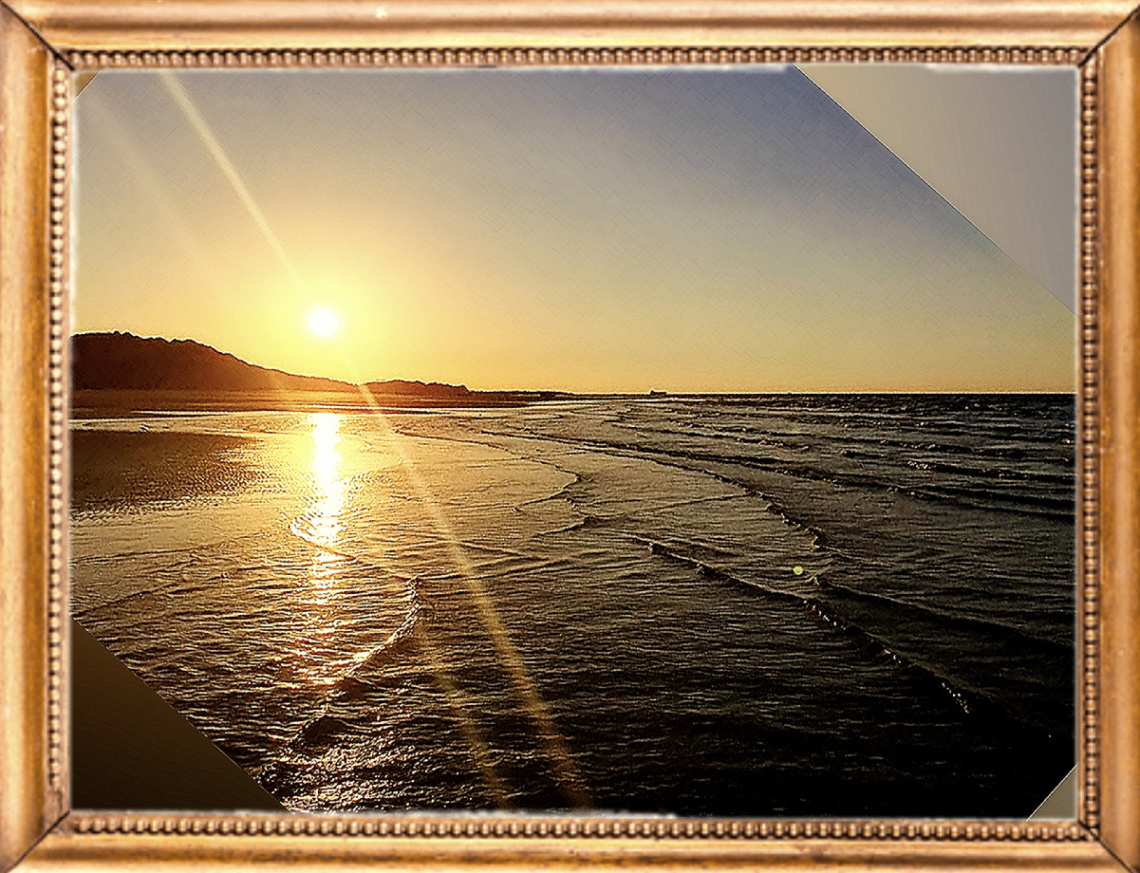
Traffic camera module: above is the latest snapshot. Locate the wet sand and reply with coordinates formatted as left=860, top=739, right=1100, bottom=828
left=72, top=423, right=282, bottom=809
left=72, top=388, right=571, bottom=417
left=71, top=430, right=259, bottom=512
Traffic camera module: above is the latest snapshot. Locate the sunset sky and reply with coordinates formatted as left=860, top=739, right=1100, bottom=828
left=74, top=67, right=1074, bottom=393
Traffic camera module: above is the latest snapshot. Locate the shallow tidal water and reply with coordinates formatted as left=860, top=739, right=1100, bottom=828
left=71, top=394, right=1075, bottom=817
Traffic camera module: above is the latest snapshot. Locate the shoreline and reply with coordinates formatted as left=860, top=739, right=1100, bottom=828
left=70, top=388, right=1077, bottom=418
left=71, top=388, right=578, bottom=416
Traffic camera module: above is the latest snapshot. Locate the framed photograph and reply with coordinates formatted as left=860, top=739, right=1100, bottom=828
left=2, top=1, right=1138, bottom=871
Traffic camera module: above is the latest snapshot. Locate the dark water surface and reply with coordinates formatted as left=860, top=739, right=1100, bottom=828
left=71, top=394, right=1075, bottom=817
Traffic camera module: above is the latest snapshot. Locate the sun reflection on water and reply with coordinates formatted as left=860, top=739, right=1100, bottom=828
left=308, top=411, right=345, bottom=567
left=288, top=412, right=352, bottom=687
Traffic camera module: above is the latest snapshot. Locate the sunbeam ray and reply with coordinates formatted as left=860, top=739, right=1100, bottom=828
left=155, top=69, right=586, bottom=806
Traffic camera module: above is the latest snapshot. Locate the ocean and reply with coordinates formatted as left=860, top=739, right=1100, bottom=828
left=70, top=394, right=1075, bottom=817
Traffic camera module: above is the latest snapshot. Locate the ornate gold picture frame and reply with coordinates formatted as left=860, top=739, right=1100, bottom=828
left=2, top=1, right=1138, bottom=870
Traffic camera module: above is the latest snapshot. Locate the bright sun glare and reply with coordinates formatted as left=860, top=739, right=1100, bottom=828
left=307, top=307, right=340, bottom=338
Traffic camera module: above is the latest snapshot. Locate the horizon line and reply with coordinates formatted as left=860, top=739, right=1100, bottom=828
left=70, top=330, right=1076, bottom=397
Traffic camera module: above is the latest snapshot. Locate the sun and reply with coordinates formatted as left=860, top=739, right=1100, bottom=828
left=307, top=307, right=340, bottom=339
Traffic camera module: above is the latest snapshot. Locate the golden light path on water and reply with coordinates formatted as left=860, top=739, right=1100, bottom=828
left=158, top=71, right=587, bottom=807
left=308, top=411, right=345, bottom=565
left=291, top=411, right=513, bottom=806
left=290, top=412, right=351, bottom=690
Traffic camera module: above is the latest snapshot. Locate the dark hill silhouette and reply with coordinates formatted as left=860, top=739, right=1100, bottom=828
left=73, top=332, right=352, bottom=392
left=71, top=332, right=482, bottom=402
left=362, top=378, right=470, bottom=398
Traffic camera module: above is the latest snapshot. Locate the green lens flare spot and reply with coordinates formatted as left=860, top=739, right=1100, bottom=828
left=793, top=566, right=804, bottom=576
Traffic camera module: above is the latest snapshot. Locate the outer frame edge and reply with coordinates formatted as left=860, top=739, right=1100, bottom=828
left=1095, top=11, right=1140, bottom=873
left=6, top=0, right=1137, bottom=52
left=18, top=822, right=1126, bottom=872
left=0, top=3, right=63, bottom=872
left=10, top=1, right=1137, bottom=871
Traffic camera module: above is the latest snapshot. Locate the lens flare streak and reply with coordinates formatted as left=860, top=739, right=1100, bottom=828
left=158, top=71, right=583, bottom=804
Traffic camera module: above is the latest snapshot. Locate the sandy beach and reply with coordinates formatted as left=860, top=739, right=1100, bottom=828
left=70, top=396, right=1075, bottom=816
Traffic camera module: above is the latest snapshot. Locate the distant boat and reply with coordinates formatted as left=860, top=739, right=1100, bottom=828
left=648, top=390, right=668, bottom=397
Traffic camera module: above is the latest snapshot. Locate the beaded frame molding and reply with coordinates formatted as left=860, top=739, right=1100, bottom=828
left=1, top=2, right=1139, bottom=872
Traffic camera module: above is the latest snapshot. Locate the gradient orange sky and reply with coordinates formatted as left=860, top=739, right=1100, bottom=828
left=74, top=67, right=1075, bottom=393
